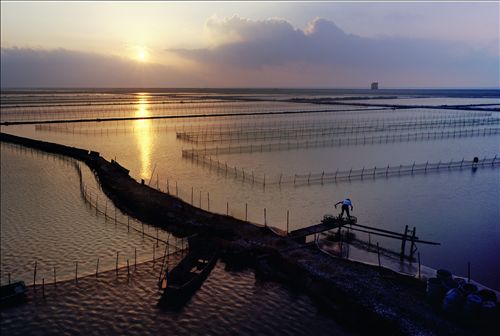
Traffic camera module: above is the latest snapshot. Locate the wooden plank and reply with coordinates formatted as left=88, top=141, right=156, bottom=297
left=289, top=219, right=346, bottom=238
left=349, top=222, right=419, bottom=239
left=345, top=227, right=440, bottom=245
left=291, top=220, right=440, bottom=246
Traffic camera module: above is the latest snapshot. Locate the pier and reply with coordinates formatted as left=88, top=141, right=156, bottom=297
left=289, top=218, right=440, bottom=260
left=288, top=217, right=352, bottom=243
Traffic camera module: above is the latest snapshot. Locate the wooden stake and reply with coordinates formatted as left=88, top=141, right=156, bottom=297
left=158, top=245, right=168, bottom=284
left=33, top=261, right=37, bottom=290
left=96, top=258, right=99, bottom=277
left=153, top=245, right=156, bottom=268
left=418, top=252, right=421, bottom=280
left=400, top=225, right=408, bottom=259
left=377, top=243, right=381, bottom=267
left=286, top=210, right=289, bottom=234
left=116, top=252, right=119, bottom=275
left=75, top=261, right=78, bottom=283
left=409, top=227, right=417, bottom=259
left=53, top=267, right=56, bottom=287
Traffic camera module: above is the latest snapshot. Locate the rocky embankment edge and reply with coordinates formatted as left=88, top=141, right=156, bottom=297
left=1, top=132, right=495, bottom=335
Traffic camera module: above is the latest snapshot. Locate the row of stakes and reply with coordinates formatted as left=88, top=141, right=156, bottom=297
left=2, top=102, right=349, bottom=123
left=83, top=182, right=289, bottom=237
left=189, top=153, right=497, bottom=187
left=33, top=110, right=492, bottom=137
left=19, top=241, right=184, bottom=299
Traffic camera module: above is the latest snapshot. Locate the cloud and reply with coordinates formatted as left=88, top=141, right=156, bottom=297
left=170, top=16, right=499, bottom=87
left=0, top=48, right=201, bottom=88
left=1, top=16, right=498, bottom=88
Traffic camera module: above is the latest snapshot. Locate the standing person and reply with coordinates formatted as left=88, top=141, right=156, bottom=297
left=334, top=198, right=353, bottom=220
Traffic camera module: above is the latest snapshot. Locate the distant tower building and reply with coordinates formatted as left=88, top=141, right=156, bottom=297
left=371, top=82, right=379, bottom=90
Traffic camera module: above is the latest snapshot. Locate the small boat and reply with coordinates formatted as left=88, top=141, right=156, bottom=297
left=159, top=247, right=218, bottom=305
left=0, top=281, right=27, bottom=306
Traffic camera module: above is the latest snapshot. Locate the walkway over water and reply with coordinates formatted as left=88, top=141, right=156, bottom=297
left=288, top=217, right=352, bottom=242
left=288, top=217, right=441, bottom=249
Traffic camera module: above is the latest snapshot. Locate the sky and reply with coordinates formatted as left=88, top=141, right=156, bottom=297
left=1, top=1, right=499, bottom=88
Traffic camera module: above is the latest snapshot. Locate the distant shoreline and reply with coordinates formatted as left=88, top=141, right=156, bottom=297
left=1, top=87, right=500, bottom=97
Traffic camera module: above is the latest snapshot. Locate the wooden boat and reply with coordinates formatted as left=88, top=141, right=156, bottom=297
left=0, top=281, right=27, bottom=306
left=159, top=247, right=218, bottom=305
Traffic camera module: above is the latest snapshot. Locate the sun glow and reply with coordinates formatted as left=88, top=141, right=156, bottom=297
left=137, top=48, right=148, bottom=62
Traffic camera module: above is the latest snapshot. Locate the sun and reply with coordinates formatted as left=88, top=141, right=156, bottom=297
left=137, top=48, right=148, bottom=62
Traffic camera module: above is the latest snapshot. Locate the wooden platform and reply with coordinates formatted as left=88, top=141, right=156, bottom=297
left=288, top=217, right=354, bottom=243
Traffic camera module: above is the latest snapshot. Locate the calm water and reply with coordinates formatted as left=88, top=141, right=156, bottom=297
left=0, top=259, right=349, bottom=336
left=0, top=143, right=175, bottom=285
left=1, top=90, right=499, bottom=291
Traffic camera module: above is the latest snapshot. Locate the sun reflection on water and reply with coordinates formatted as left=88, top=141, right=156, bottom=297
left=135, top=94, right=153, bottom=180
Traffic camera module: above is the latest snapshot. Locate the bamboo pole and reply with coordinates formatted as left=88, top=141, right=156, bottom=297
left=409, top=227, right=417, bottom=259
left=418, top=252, right=421, bottom=280
left=400, top=225, right=408, bottom=259
left=153, top=245, right=156, bottom=268
left=377, top=243, right=381, bottom=267
left=116, top=252, right=119, bottom=275
left=286, top=210, right=289, bottom=234
left=33, top=261, right=37, bottom=290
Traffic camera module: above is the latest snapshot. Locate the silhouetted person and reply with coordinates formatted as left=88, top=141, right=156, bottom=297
left=472, top=156, right=479, bottom=173
left=335, top=198, right=353, bottom=220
